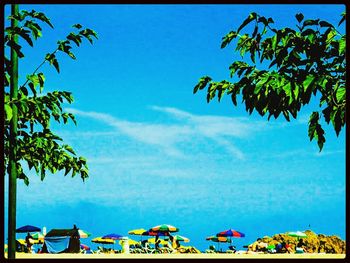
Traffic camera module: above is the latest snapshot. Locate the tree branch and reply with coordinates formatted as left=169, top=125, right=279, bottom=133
left=20, top=47, right=59, bottom=89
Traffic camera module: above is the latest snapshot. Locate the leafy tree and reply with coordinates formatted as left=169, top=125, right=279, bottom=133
left=4, top=8, right=98, bottom=185
left=4, top=5, right=98, bottom=259
left=194, top=12, right=346, bottom=151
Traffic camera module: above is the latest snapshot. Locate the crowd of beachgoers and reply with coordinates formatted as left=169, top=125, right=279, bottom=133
left=9, top=224, right=318, bottom=255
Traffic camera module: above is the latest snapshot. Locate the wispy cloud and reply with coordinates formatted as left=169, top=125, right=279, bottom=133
left=65, top=106, right=271, bottom=159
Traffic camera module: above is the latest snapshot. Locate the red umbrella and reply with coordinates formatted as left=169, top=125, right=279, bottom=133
left=80, top=244, right=90, bottom=250
left=216, top=229, right=245, bottom=238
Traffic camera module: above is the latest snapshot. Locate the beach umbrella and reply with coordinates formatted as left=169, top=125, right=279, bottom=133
left=174, top=235, right=190, bottom=243
left=216, top=229, right=245, bottom=238
left=78, top=229, right=91, bottom=238
left=149, top=224, right=179, bottom=233
left=92, top=237, right=116, bottom=244
left=206, top=236, right=231, bottom=243
left=206, top=236, right=231, bottom=252
left=288, top=231, right=307, bottom=238
left=288, top=231, right=307, bottom=241
left=128, top=229, right=148, bottom=236
left=216, top=229, right=245, bottom=245
left=102, top=233, right=123, bottom=240
left=16, top=225, right=41, bottom=233
left=128, top=228, right=166, bottom=242
left=31, top=232, right=45, bottom=241
left=92, top=237, right=116, bottom=250
left=17, top=238, right=43, bottom=245
left=80, top=244, right=90, bottom=250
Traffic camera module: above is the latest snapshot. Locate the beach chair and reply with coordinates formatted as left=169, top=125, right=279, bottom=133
left=226, top=245, right=236, bottom=253
left=205, top=245, right=217, bottom=253
left=143, top=243, right=156, bottom=254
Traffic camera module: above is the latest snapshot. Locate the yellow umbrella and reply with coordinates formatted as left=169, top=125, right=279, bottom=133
left=91, top=237, right=115, bottom=244
left=17, top=238, right=43, bottom=245
left=128, top=228, right=148, bottom=235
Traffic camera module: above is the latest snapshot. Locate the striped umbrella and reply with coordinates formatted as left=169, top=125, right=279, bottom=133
left=128, top=228, right=168, bottom=242
left=80, top=244, right=90, bottom=250
left=31, top=232, right=45, bottom=241
left=206, top=236, right=231, bottom=243
left=216, top=229, right=245, bottom=248
left=216, top=229, right=245, bottom=238
left=149, top=224, right=179, bottom=233
left=78, top=229, right=91, bottom=238
left=102, top=233, right=123, bottom=240
left=174, top=235, right=190, bottom=243
left=128, top=229, right=148, bottom=236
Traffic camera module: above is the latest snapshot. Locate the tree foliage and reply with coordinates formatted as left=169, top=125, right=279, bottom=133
left=4, top=9, right=98, bottom=185
left=194, top=12, right=346, bottom=151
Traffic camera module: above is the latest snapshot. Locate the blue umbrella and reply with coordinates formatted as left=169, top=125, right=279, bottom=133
left=102, top=233, right=123, bottom=240
left=16, top=225, right=41, bottom=233
left=216, top=229, right=245, bottom=238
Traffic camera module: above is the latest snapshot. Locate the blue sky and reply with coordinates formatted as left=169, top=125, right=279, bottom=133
left=4, top=4, right=346, bottom=251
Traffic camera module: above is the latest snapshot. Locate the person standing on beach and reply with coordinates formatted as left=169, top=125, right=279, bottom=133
left=25, top=233, right=33, bottom=253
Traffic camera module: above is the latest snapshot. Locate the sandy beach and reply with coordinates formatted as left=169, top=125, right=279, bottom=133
left=6, top=252, right=346, bottom=259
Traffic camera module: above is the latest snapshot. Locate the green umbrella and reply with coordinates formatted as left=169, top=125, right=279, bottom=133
left=78, top=229, right=92, bottom=238
left=174, top=235, right=190, bottom=242
left=288, top=231, right=307, bottom=240
left=150, top=224, right=179, bottom=233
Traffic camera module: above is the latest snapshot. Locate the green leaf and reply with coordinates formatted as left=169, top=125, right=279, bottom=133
left=308, top=111, right=325, bottom=151
left=338, top=12, right=345, bottom=26
left=319, top=21, right=334, bottom=28
left=64, top=166, right=72, bottom=176
left=339, top=35, right=345, bottom=55
left=5, top=104, right=13, bottom=121
left=52, top=58, right=60, bottom=73
left=237, top=12, right=257, bottom=33
left=73, top=23, right=82, bottom=29
left=282, top=82, right=293, bottom=105
left=65, top=145, right=76, bottom=155
left=193, top=76, right=212, bottom=94
left=293, top=84, right=299, bottom=99
left=79, top=156, right=87, bottom=164
left=326, top=29, right=337, bottom=44
left=336, top=87, right=345, bottom=103
left=6, top=40, right=24, bottom=58
left=302, top=19, right=320, bottom=28
left=221, top=31, right=237, bottom=49
left=28, top=82, right=36, bottom=95
left=68, top=52, right=76, bottom=59
left=295, top=13, right=304, bottom=23
left=17, top=28, right=34, bottom=46
left=38, top=73, right=45, bottom=93
left=303, top=75, right=316, bottom=92
left=315, top=124, right=325, bottom=151
left=67, top=33, right=82, bottom=46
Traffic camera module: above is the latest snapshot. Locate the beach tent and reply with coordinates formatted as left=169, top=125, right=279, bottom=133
left=41, top=228, right=80, bottom=253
